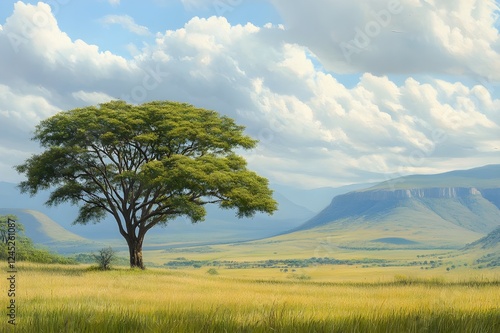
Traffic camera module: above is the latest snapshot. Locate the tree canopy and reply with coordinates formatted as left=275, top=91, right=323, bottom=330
left=16, top=100, right=277, bottom=268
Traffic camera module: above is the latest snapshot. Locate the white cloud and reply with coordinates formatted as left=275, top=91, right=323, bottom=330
left=0, top=84, right=59, bottom=130
left=0, top=2, right=498, bottom=187
left=0, top=2, right=131, bottom=77
left=270, top=0, right=500, bottom=81
left=0, top=2, right=139, bottom=180
left=72, top=91, right=115, bottom=105
left=135, top=15, right=499, bottom=186
left=0, top=83, right=60, bottom=179
left=108, top=0, right=121, bottom=5
left=101, top=14, right=150, bottom=36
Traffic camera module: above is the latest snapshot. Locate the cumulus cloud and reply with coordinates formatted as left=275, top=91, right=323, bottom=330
left=0, top=84, right=59, bottom=137
left=243, top=70, right=500, bottom=186
left=72, top=91, right=116, bottom=105
left=100, top=14, right=150, bottom=36
left=0, top=2, right=498, bottom=187
left=127, top=14, right=500, bottom=186
left=0, top=83, right=61, bottom=180
left=271, top=0, right=500, bottom=81
left=0, top=2, right=132, bottom=86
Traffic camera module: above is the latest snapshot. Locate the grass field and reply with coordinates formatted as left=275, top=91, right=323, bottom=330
left=3, top=263, right=500, bottom=332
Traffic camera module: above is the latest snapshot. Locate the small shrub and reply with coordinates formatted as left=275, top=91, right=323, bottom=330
left=93, top=247, right=116, bottom=270
left=206, top=268, right=219, bottom=275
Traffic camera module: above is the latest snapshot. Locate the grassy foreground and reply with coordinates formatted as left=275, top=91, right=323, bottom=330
left=3, top=263, right=500, bottom=332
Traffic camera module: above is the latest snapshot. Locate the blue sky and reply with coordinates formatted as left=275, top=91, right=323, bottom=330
left=0, top=0, right=499, bottom=188
left=0, top=0, right=283, bottom=57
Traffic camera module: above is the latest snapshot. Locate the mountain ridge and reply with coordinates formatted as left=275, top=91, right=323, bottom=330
left=287, top=164, right=500, bottom=248
left=367, top=164, right=500, bottom=190
left=2, top=164, right=499, bottom=252
left=0, top=181, right=362, bottom=249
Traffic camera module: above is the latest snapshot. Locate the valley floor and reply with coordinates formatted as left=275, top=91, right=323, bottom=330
left=3, top=263, right=500, bottom=332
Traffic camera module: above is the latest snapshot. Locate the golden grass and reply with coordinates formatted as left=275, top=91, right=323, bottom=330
left=2, top=263, right=499, bottom=332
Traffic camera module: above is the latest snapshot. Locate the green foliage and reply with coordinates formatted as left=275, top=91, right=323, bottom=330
left=475, top=253, right=500, bottom=268
left=0, top=214, right=23, bottom=244
left=206, top=268, right=219, bottom=275
left=16, top=100, right=276, bottom=223
left=17, top=241, right=76, bottom=264
left=93, top=247, right=116, bottom=270
left=16, top=100, right=277, bottom=268
left=72, top=253, right=145, bottom=267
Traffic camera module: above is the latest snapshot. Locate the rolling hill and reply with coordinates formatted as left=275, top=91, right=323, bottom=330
left=0, top=208, right=103, bottom=253
left=3, top=165, right=499, bottom=254
left=0, top=181, right=349, bottom=251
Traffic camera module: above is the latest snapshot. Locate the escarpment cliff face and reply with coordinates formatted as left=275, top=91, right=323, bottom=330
left=351, top=187, right=486, bottom=200
left=294, top=186, right=500, bottom=234
left=334, top=187, right=488, bottom=201
left=284, top=165, right=500, bottom=249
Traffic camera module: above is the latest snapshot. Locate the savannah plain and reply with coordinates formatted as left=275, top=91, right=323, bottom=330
left=5, top=238, right=500, bottom=333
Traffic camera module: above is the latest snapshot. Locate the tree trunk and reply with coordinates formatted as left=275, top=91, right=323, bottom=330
left=127, top=237, right=145, bottom=269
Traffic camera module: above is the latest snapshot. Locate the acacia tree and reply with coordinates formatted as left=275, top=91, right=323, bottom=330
left=16, top=101, right=277, bottom=269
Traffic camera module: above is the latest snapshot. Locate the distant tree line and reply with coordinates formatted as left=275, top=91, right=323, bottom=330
left=475, top=253, right=500, bottom=268
left=163, top=257, right=389, bottom=269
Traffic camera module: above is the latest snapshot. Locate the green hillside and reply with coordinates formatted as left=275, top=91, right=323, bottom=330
left=292, top=201, right=487, bottom=249
left=280, top=164, right=500, bottom=250
left=0, top=181, right=318, bottom=244
left=458, top=227, right=500, bottom=268
left=2, top=165, right=499, bottom=256
left=0, top=208, right=104, bottom=253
